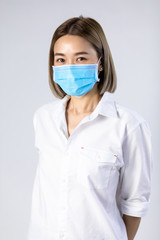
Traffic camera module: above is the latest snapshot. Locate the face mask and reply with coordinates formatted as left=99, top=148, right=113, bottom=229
left=52, top=57, right=101, bottom=97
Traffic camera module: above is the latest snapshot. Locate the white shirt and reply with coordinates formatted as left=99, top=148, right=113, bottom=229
left=27, top=91, right=153, bottom=240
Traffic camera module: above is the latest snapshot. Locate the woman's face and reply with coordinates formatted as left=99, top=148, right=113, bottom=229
left=53, top=35, right=101, bottom=70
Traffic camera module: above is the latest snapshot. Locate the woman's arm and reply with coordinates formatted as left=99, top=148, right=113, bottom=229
left=122, top=214, right=141, bottom=240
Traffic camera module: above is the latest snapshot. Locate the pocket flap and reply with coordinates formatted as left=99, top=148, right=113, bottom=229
left=80, top=146, right=119, bottom=164
left=96, top=151, right=117, bottom=164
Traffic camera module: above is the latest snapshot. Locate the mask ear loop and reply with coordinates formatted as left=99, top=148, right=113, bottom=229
left=97, top=56, right=103, bottom=71
left=97, top=56, right=101, bottom=63
left=97, top=56, right=102, bottom=81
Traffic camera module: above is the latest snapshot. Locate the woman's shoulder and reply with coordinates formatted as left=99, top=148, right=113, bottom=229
left=116, top=102, right=146, bottom=121
left=115, top=102, right=151, bottom=133
left=33, top=98, right=61, bottom=118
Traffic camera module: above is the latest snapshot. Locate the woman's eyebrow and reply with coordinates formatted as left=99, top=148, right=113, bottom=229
left=54, top=51, right=89, bottom=56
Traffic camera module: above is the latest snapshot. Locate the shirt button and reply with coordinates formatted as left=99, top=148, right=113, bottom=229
left=59, top=232, right=64, bottom=238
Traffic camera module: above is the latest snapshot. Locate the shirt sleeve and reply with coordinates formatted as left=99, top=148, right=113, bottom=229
left=119, top=120, right=153, bottom=217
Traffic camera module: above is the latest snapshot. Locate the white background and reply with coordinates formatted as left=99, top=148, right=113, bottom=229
left=0, top=0, right=159, bottom=239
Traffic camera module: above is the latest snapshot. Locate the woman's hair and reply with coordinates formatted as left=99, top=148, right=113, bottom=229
left=48, top=15, right=117, bottom=99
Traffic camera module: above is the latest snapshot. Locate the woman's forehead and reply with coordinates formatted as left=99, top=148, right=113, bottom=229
left=54, top=35, right=96, bottom=54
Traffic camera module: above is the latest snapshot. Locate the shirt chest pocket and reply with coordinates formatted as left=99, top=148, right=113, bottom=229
left=77, top=147, right=119, bottom=190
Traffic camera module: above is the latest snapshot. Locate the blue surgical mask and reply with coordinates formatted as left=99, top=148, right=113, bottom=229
left=52, top=57, right=101, bottom=97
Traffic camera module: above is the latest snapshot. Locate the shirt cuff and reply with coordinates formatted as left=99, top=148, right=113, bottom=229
left=120, top=198, right=150, bottom=217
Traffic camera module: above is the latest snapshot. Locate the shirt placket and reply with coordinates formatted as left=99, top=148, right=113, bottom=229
left=57, top=106, right=100, bottom=240
left=58, top=153, right=69, bottom=240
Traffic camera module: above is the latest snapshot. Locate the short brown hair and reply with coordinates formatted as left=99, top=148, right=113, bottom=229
left=48, top=15, right=117, bottom=99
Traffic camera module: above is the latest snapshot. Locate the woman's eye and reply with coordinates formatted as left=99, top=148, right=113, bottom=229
left=56, top=58, right=65, bottom=63
left=77, top=57, right=87, bottom=62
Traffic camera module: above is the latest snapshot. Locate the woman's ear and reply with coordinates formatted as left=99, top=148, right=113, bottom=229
left=98, top=64, right=103, bottom=75
left=100, top=66, right=103, bottom=71
left=98, top=57, right=103, bottom=72
left=98, top=63, right=103, bottom=72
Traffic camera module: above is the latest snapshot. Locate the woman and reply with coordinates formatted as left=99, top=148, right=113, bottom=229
left=28, top=16, right=152, bottom=240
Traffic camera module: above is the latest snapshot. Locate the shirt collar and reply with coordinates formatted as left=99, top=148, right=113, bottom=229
left=97, top=91, right=118, bottom=118
left=53, top=91, right=118, bottom=119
